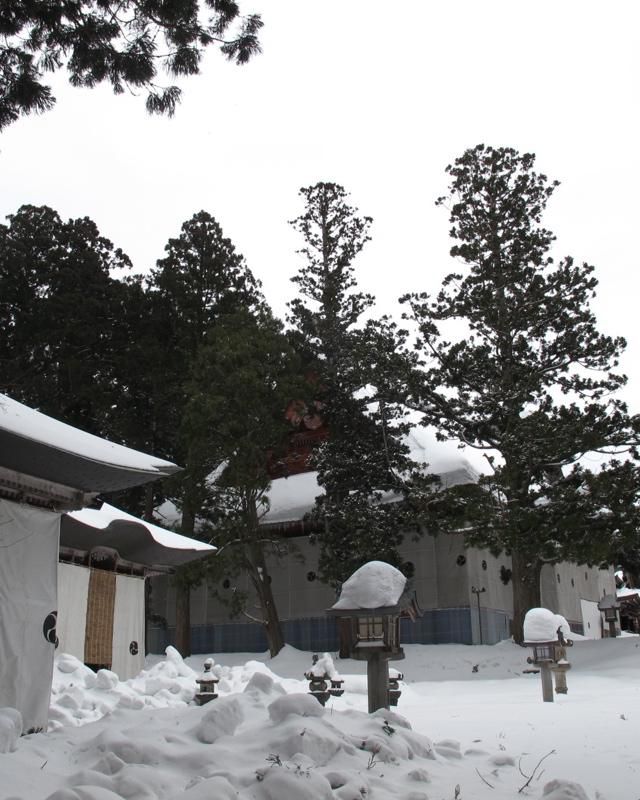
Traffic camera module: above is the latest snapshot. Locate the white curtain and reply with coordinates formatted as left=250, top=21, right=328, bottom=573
left=580, top=599, right=602, bottom=639
left=0, top=498, right=60, bottom=731
left=57, top=562, right=90, bottom=661
left=112, top=574, right=145, bottom=680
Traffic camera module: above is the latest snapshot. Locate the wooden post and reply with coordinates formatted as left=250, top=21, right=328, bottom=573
left=608, top=618, right=617, bottom=638
left=367, top=653, right=390, bottom=713
left=540, top=663, right=554, bottom=703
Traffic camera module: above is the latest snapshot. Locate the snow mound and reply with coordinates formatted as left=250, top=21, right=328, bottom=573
left=523, top=608, right=571, bottom=642
left=332, top=561, right=406, bottom=610
left=542, top=779, right=591, bottom=799
left=3, top=639, right=634, bottom=798
left=50, top=647, right=198, bottom=729
left=268, top=693, right=325, bottom=722
left=243, top=671, right=286, bottom=697
left=0, top=707, right=22, bottom=753
left=193, top=696, right=244, bottom=743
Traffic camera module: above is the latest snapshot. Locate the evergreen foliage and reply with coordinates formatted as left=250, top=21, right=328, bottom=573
left=181, top=310, right=303, bottom=655
left=0, top=204, right=137, bottom=437
left=288, top=182, right=423, bottom=586
left=0, top=0, right=262, bottom=129
left=400, top=145, right=640, bottom=641
left=147, top=210, right=294, bottom=654
left=147, top=209, right=265, bottom=529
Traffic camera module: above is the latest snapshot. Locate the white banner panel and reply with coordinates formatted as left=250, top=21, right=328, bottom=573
left=0, top=498, right=60, bottom=731
left=57, top=563, right=90, bottom=661
left=581, top=598, right=602, bottom=639
left=112, top=574, right=145, bottom=680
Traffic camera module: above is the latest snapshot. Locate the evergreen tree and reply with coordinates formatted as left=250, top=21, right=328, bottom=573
left=288, top=182, right=420, bottom=586
left=0, top=204, right=135, bottom=436
left=182, top=310, right=302, bottom=656
left=401, top=145, right=640, bottom=642
left=0, top=1, right=262, bottom=129
left=147, top=209, right=266, bottom=653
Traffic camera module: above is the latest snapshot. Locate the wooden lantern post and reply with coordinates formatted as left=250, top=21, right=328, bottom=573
left=327, top=563, right=421, bottom=714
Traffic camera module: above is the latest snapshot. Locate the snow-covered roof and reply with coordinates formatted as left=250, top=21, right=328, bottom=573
left=0, top=394, right=180, bottom=494
left=62, top=502, right=214, bottom=572
left=262, top=427, right=482, bottom=525
left=331, top=561, right=407, bottom=611
left=67, top=503, right=214, bottom=552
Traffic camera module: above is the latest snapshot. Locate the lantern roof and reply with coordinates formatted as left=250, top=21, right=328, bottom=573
left=598, top=593, right=621, bottom=611
left=327, top=561, right=422, bottom=619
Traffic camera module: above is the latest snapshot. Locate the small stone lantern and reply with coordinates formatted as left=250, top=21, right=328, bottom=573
left=388, top=670, right=403, bottom=706
left=551, top=644, right=571, bottom=695
left=327, top=561, right=421, bottom=713
left=305, top=653, right=344, bottom=706
left=195, top=657, right=219, bottom=706
left=598, top=594, right=621, bottom=638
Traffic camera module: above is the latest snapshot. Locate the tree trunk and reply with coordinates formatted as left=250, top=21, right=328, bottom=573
left=143, top=483, right=154, bottom=522
left=175, top=496, right=197, bottom=658
left=174, top=580, right=191, bottom=657
left=261, top=578, right=285, bottom=657
left=245, top=495, right=285, bottom=657
left=510, top=551, right=542, bottom=644
left=249, top=561, right=285, bottom=657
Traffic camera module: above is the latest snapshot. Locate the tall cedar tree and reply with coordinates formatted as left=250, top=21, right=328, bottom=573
left=288, top=182, right=419, bottom=586
left=182, top=310, right=302, bottom=656
left=147, top=210, right=265, bottom=654
left=401, top=145, right=640, bottom=642
left=0, top=1, right=262, bottom=129
left=0, top=204, right=141, bottom=438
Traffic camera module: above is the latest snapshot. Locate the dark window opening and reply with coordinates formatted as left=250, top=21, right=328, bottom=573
left=500, top=566, right=512, bottom=585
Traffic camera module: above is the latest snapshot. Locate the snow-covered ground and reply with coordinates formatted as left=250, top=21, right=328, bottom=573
left=2, top=638, right=639, bottom=799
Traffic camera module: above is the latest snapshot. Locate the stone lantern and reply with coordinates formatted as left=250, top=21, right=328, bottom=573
left=327, top=561, right=421, bottom=713
left=305, top=653, right=344, bottom=706
left=551, top=632, right=572, bottom=695
left=523, top=609, right=573, bottom=703
left=598, top=594, right=621, bottom=638
left=388, top=669, right=403, bottom=706
left=195, top=657, right=219, bottom=706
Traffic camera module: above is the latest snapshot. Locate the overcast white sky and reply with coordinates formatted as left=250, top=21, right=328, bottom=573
left=2, top=0, right=639, bottom=419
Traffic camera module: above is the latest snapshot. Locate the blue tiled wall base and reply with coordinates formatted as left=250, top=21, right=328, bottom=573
left=149, top=607, right=512, bottom=654
left=400, top=608, right=473, bottom=645
left=479, top=609, right=512, bottom=644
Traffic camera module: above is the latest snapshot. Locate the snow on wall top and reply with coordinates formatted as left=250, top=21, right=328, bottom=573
left=331, top=561, right=407, bottom=610
left=0, top=393, right=178, bottom=474
left=262, top=427, right=482, bottom=525
left=67, top=502, right=215, bottom=551
left=523, top=608, right=571, bottom=642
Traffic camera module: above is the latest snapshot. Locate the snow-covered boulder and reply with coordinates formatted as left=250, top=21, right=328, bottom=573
left=193, top=696, right=244, bottom=744
left=267, top=693, right=325, bottom=723
left=542, top=778, right=591, bottom=799
left=331, top=561, right=406, bottom=610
